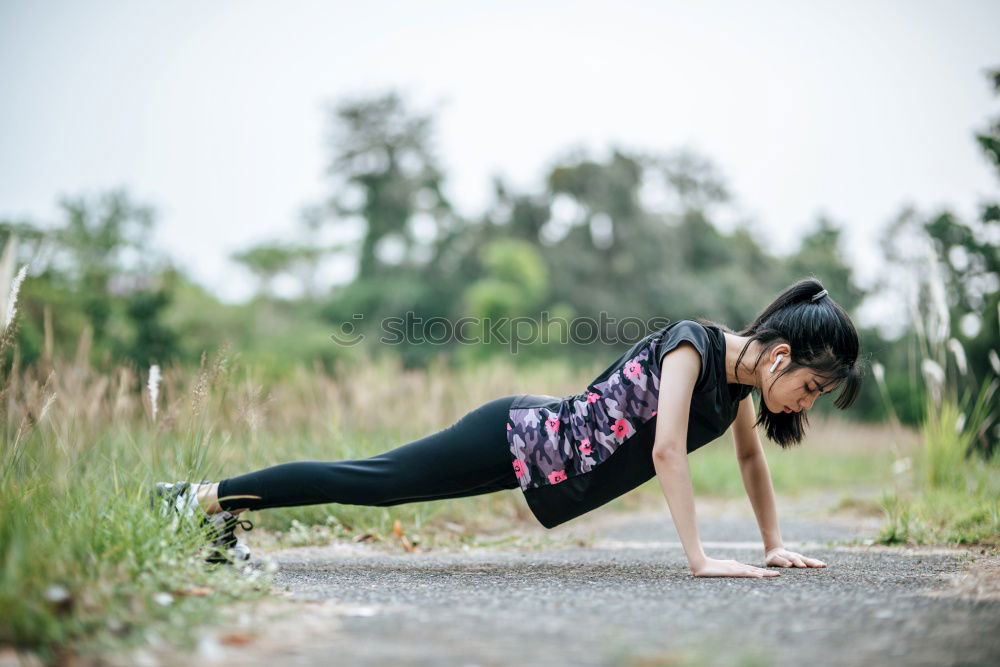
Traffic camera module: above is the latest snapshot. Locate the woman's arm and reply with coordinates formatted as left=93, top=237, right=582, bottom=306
left=652, top=344, right=777, bottom=578
left=731, top=395, right=784, bottom=552
left=731, top=394, right=826, bottom=569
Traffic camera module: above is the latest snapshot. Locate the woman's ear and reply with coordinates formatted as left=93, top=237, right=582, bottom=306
left=769, top=343, right=792, bottom=371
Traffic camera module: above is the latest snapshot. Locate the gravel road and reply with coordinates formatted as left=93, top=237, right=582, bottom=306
left=186, top=502, right=999, bottom=667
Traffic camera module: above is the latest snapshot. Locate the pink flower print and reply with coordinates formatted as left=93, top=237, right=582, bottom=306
left=624, top=359, right=642, bottom=381
left=587, top=392, right=600, bottom=403
left=578, top=437, right=592, bottom=455
left=512, top=460, right=526, bottom=478
left=611, top=418, right=632, bottom=439
left=545, top=417, right=560, bottom=435
left=651, top=410, right=657, bottom=416
left=507, top=423, right=512, bottom=430
left=548, top=469, right=567, bottom=484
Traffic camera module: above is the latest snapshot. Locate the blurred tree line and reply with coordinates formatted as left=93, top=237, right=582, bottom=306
left=2, top=70, right=997, bottom=427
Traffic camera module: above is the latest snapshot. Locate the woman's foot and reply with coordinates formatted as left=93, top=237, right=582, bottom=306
left=150, top=481, right=254, bottom=564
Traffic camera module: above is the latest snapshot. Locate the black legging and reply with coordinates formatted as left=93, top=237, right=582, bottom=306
left=216, top=395, right=520, bottom=512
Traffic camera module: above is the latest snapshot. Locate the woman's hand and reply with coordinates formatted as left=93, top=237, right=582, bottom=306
left=692, top=557, right=780, bottom=578
left=764, top=547, right=827, bottom=569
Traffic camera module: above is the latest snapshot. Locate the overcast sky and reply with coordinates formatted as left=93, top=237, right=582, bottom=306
left=1, top=0, right=997, bottom=330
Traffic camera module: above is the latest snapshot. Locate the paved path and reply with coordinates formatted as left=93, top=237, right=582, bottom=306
left=188, top=502, right=999, bottom=666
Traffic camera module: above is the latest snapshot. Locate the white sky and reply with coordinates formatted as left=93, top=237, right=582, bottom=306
left=1, top=0, right=998, bottom=330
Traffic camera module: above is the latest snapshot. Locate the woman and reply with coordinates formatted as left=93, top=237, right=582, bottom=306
left=153, top=278, right=862, bottom=577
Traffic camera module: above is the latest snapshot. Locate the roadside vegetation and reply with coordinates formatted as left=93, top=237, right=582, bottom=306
left=873, top=288, right=1000, bottom=546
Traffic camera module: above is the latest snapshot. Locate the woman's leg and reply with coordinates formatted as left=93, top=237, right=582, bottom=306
left=213, top=394, right=520, bottom=513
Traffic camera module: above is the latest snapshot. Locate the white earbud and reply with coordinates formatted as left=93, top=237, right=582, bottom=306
left=769, top=354, right=784, bottom=373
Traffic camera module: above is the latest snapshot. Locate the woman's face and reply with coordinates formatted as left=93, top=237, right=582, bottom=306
left=761, top=347, right=839, bottom=414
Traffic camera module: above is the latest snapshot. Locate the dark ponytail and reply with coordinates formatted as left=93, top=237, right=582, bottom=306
left=709, top=278, right=863, bottom=448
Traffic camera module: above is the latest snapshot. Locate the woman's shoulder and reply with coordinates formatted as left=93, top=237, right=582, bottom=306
left=654, top=319, right=722, bottom=393
left=657, top=319, right=714, bottom=353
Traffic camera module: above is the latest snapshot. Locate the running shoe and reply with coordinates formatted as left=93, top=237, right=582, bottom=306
left=149, top=481, right=254, bottom=564
left=204, top=510, right=254, bottom=564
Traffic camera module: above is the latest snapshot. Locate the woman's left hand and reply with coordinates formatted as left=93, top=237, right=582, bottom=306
left=764, top=547, right=827, bottom=569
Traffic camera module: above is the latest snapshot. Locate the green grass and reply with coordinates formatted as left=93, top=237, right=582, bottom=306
left=875, top=390, right=1000, bottom=546
left=878, top=454, right=1000, bottom=545
left=0, top=429, right=269, bottom=662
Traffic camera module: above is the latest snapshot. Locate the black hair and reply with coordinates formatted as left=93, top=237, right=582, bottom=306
left=702, top=278, right=863, bottom=448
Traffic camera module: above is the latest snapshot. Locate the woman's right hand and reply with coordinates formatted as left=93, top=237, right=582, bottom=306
left=692, top=557, right=780, bottom=578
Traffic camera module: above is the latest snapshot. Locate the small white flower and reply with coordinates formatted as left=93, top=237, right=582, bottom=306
left=920, top=359, right=945, bottom=385
left=148, top=364, right=161, bottom=422
left=921, top=359, right=945, bottom=405
left=153, top=592, right=173, bottom=606
left=946, top=339, right=968, bottom=376
left=925, top=245, right=950, bottom=345
left=4, top=263, right=29, bottom=329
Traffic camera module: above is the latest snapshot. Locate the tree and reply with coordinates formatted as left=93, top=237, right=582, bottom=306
left=2, top=189, right=181, bottom=368
left=540, top=147, right=774, bottom=328
left=122, top=268, right=180, bottom=367
left=231, top=242, right=303, bottom=299
left=51, top=189, right=156, bottom=342
left=785, top=216, right=865, bottom=314
left=873, top=67, right=1000, bottom=435
left=324, top=92, right=453, bottom=279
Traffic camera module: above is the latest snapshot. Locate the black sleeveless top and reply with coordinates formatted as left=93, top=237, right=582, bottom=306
left=506, top=320, right=754, bottom=528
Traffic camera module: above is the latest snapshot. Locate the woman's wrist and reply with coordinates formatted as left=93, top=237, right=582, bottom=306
left=762, top=530, right=784, bottom=554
